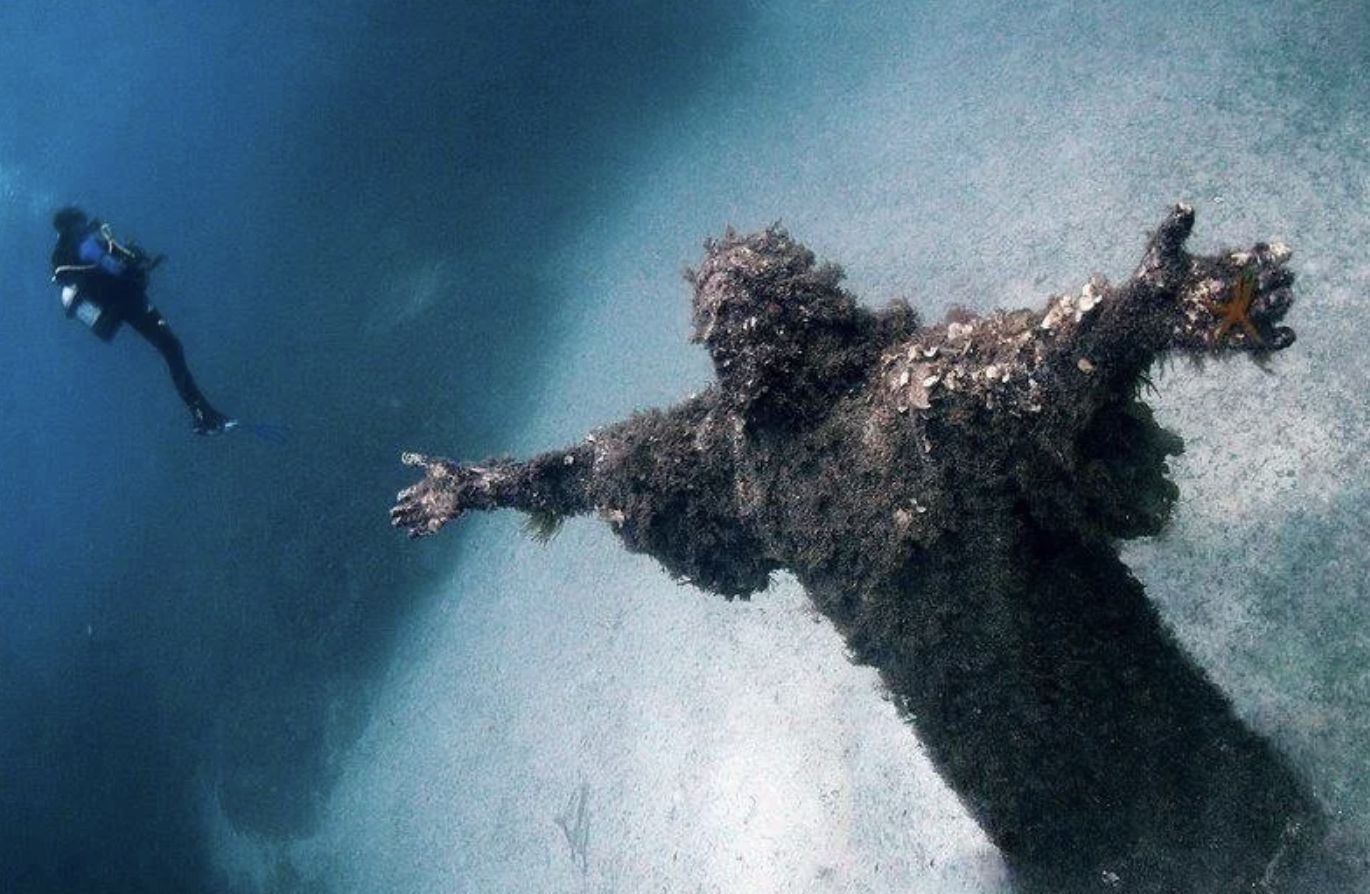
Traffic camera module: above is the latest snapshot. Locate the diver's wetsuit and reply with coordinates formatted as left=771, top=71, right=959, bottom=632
left=51, top=216, right=230, bottom=431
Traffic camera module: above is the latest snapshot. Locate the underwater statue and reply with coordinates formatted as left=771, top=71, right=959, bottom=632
left=392, top=205, right=1321, bottom=892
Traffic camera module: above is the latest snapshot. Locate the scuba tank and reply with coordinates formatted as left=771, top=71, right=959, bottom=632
left=53, top=223, right=160, bottom=343
left=60, top=284, right=120, bottom=341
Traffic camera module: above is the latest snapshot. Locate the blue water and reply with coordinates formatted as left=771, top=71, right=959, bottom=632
left=1, top=2, right=747, bottom=890
left=3, top=1, right=1369, bottom=892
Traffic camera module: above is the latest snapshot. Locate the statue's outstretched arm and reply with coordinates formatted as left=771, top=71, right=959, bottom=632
left=875, top=204, right=1296, bottom=440
left=1075, top=203, right=1295, bottom=365
left=390, top=445, right=595, bottom=538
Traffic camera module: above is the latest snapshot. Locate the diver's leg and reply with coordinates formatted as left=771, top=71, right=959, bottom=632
left=125, top=303, right=232, bottom=432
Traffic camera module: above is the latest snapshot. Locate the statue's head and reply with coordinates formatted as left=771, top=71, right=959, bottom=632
left=687, top=227, right=861, bottom=425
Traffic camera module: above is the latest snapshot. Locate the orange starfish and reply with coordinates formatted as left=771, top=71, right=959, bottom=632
left=1204, top=269, right=1263, bottom=346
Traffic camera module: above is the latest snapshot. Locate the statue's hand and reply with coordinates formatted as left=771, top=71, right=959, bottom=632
left=390, top=452, right=480, bottom=537
left=1175, top=240, right=1297, bottom=354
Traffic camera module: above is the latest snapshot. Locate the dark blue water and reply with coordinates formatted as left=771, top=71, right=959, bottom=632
left=7, top=1, right=1370, bottom=891
left=0, top=2, right=749, bottom=890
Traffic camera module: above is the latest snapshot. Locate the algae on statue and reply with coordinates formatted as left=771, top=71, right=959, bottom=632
left=392, top=205, right=1317, bottom=892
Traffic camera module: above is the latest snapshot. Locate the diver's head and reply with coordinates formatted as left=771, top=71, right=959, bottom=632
left=52, top=205, right=89, bottom=235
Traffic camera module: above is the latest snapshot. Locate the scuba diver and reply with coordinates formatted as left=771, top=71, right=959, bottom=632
left=50, top=206, right=237, bottom=435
